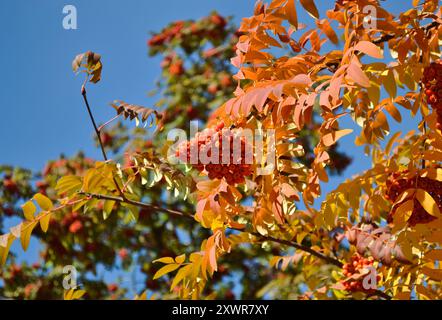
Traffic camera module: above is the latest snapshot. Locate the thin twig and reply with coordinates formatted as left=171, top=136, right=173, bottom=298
left=80, top=81, right=127, bottom=200
left=81, top=84, right=108, bottom=161
left=97, top=114, right=121, bottom=132
left=250, top=232, right=343, bottom=268
left=78, top=191, right=193, bottom=219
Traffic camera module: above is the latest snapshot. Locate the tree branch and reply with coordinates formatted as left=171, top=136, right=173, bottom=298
left=373, top=20, right=440, bottom=45
left=250, top=232, right=343, bottom=267
left=78, top=191, right=193, bottom=220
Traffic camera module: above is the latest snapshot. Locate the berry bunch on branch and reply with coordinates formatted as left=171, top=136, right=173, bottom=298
left=423, top=61, right=442, bottom=130
left=386, top=171, right=441, bottom=226
left=340, top=254, right=377, bottom=293
left=175, top=123, right=253, bottom=185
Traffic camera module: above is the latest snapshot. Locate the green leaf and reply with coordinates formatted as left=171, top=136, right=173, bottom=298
left=21, top=201, right=37, bottom=221
left=33, top=193, right=53, bottom=211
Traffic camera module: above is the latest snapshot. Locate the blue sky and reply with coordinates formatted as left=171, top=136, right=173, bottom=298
left=0, top=0, right=419, bottom=297
left=0, top=0, right=255, bottom=171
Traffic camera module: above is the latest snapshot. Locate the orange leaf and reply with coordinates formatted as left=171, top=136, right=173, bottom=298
left=285, top=0, right=298, bottom=29
left=317, top=19, right=338, bottom=44
left=354, top=41, right=383, bottom=59
left=322, top=129, right=353, bottom=147
left=386, top=103, right=402, bottom=123
left=421, top=267, right=442, bottom=281
left=299, top=0, right=319, bottom=19
left=347, top=62, right=370, bottom=87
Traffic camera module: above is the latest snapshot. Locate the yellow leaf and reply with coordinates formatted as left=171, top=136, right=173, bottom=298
left=382, top=70, right=397, bottom=98
left=299, top=0, right=319, bottom=19
left=153, top=263, right=180, bottom=280
left=20, top=221, right=38, bottom=251
left=39, top=212, right=51, bottom=233
left=33, top=193, right=53, bottom=211
left=385, top=131, right=402, bottom=154
left=175, top=254, right=186, bottom=264
left=394, top=200, right=413, bottom=222
left=134, top=291, right=148, bottom=300
left=63, top=288, right=85, bottom=300
left=0, top=234, right=15, bottom=266
left=64, top=289, right=74, bottom=300
left=103, top=200, right=115, bottom=220
left=170, top=264, right=192, bottom=291
left=296, top=232, right=307, bottom=244
left=73, top=290, right=86, bottom=299
left=55, top=175, right=82, bottom=196
left=21, top=201, right=36, bottom=221
left=415, top=189, right=441, bottom=217
left=153, top=257, right=175, bottom=264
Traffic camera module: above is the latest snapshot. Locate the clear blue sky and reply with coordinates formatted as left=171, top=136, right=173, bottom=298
left=0, top=0, right=418, bottom=297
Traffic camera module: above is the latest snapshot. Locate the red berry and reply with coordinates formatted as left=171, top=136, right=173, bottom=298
left=118, top=248, right=129, bottom=260
left=169, top=60, right=184, bottom=76
left=69, top=220, right=83, bottom=234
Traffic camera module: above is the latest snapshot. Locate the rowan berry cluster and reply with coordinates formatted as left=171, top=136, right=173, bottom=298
left=176, top=123, right=253, bottom=185
left=147, top=13, right=227, bottom=47
left=385, top=171, right=441, bottom=226
left=423, top=61, right=442, bottom=130
left=341, top=254, right=375, bottom=292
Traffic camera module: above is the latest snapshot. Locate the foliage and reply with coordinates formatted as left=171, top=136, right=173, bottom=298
left=1, top=1, right=442, bottom=300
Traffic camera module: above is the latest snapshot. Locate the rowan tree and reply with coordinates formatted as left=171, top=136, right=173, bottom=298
left=1, top=0, right=442, bottom=300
